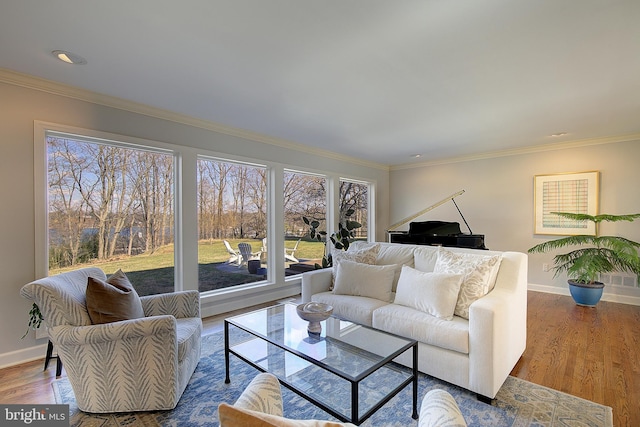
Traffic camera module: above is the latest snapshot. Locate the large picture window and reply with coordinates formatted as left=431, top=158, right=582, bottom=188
left=37, top=124, right=376, bottom=312
left=340, top=179, right=369, bottom=242
left=46, top=134, right=175, bottom=296
left=197, top=157, right=268, bottom=291
left=283, top=171, right=327, bottom=274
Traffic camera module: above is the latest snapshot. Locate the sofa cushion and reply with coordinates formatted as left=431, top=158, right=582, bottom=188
left=312, top=292, right=389, bottom=327
left=373, top=304, right=470, bottom=354
left=219, top=403, right=355, bottom=426
left=413, top=246, right=440, bottom=272
left=333, top=260, right=396, bottom=302
left=394, top=266, right=463, bottom=320
left=373, top=244, right=416, bottom=292
left=433, top=248, right=502, bottom=319
left=86, top=269, right=144, bottom=324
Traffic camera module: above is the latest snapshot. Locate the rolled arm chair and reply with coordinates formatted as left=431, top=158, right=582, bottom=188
left=20, top=267, right=202, bottom=413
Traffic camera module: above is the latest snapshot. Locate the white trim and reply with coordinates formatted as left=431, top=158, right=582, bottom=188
left=528, top=283, right=640, bottom=306
left=2, top=69, right=387, bottom=171
left=0, top=343, right=49, bottom=370
left=200, top=282, right=300, bottom=318
left=390, top=133, right=640, bottom=170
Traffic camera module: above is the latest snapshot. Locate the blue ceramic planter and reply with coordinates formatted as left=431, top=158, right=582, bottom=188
left=568, top=280, right=604, bottom=307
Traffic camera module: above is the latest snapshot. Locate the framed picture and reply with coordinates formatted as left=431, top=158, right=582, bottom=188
left=534, top=171, right=599, bottom=235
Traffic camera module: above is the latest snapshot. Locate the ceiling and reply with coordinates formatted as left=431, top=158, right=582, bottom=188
left=1, top=0, right=639, bottom=166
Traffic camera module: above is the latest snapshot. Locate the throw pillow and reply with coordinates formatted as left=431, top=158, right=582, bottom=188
left=86, top=269, right=145, bottom=324
left=330, top=243, right=380, bottom=289
left=332, top=260, right=396, bottom=302
left=393, top=265, right=463, bottom=320
left=218, top=403, right=356, bottom=426
left=433, top=248, right=502, bottom=319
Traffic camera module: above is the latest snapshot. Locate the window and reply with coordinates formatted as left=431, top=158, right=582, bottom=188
left=283, top=171, right=327, bottom=273
left=46, top=134, right=175, bottom=296
left=197, top=157, right=267, bottom=291
left=37, top=123, right=377, bottom=311
left=339, top=179, right=369, bottom=242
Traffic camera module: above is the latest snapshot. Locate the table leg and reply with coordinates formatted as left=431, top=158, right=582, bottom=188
left=224, top=320, right=230, bottom=384
left=412, top=343, right=418, bottom=420
left=351, top=381, right=359, bottom=424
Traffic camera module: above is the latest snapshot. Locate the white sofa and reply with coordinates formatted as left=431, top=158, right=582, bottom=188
left=301, top=242, right=528, bottom=400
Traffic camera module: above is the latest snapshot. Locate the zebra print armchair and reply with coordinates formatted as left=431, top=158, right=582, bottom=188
left=21, top=267, right=202, bottom=413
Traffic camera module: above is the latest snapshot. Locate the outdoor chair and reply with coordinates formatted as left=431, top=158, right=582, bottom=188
left=285, top=238, right=301, bottom=263
left=238, top=242, right=261, bottom=267
left=20, top=267, right=202, bottom=413
left=224, top=240, right=241, bottom=265
left=260, top=238, right=301, bottom=263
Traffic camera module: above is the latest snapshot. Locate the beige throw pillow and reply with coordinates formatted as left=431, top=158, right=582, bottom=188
left=393, top=265, right=463, bottom=320
left=330, top=243, right=380, bottom=289
left=86, top=269, right=145, bottom=324
left=333, top=260, right=396, bottom=302
left=433, top=248, right=502, bottom=319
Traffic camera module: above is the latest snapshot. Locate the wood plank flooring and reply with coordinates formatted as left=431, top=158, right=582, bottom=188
left=1, top=291, right=638, bottom=426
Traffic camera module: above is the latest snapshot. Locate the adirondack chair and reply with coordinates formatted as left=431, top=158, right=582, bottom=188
left=237, top=242, right=261, bottom=267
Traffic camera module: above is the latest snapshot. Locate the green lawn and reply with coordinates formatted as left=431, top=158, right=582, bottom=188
left=49, top=238, right=325, bottom=296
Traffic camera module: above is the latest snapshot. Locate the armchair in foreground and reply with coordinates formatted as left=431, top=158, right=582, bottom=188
left=20, top=267, right=202, bottom=413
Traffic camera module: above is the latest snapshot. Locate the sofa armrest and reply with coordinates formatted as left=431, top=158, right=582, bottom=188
left=234, top=373, right=283, bottom=416
left=301, top=268, right=333, bottom=303
left=301, top=269, right=333, bottom=302
left=140, top=290, right=200, bottom=318
left=468, top=285, right=527, bottom=398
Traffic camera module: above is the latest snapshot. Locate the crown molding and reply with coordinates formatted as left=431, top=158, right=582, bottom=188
left=0, top=68, right=388, bottom=172
left=390, top=133, right=640, bottom=171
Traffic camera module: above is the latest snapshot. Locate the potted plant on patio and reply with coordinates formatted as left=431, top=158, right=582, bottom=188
left=303, top=208, right=362, bottom=269
left=528, top=212, right=640, bottom=306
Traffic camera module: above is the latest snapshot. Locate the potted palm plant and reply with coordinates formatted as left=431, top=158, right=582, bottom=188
left=528, top=212, right=640, bottom=306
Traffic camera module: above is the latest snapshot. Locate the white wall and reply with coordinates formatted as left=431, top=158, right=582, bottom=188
left=0, top=74, right=390, bottom=367
left=390, top=139, right=640, bottom=304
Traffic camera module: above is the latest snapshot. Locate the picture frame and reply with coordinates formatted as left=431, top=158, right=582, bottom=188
left=534, top=171, right=599, bottom=235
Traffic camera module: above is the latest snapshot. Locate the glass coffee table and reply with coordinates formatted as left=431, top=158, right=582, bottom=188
left=224, top=303, right=418, bottom=425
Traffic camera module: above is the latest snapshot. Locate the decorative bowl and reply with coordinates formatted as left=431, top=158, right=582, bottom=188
left=296, top=302, right=333, bottom=335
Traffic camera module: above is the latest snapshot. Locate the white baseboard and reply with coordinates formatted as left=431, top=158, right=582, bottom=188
left=0, top=342, right=48, bottom=370
left=528, top=283, right=640, bottom=306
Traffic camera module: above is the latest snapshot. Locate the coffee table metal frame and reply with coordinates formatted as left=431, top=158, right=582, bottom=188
left=224, top=304, right=418, bottom=425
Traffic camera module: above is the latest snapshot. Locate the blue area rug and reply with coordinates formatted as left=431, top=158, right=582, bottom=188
left=53, top=331, right=612, bottom=426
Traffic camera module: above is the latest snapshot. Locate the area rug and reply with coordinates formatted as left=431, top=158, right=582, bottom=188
left=52, top=331, right=612, bottom=426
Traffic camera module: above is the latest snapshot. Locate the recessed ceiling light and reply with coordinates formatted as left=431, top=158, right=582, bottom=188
left=411, top=154, right=422, bottom=158
left=52, top=50, right=87, bottom=65
left=549, top=132, right=568, bottom=137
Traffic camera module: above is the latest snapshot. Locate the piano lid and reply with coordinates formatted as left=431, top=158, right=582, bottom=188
left=387, top=190, right=465, bottom=232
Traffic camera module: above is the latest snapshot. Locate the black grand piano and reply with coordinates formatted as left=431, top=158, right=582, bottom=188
left=387, top=190, right=486, bottom=250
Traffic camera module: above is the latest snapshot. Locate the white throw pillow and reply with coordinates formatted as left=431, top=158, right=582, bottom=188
left=434, top=248, right=502, bottom=319
left=333, top=260, right=396, bottom=302
left=393, top=266, right=463, bottom=320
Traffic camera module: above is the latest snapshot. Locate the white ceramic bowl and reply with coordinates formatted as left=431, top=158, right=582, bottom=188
left=296, top=302, right=333, bottom=323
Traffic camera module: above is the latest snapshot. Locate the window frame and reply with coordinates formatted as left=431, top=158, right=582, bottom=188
left=35, top=121, right=376, bottom=313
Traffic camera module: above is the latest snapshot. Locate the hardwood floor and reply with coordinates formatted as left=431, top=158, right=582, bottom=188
left=510, top=291, right=640, bottom=427
left=1, top=291, right=638, bottom=426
